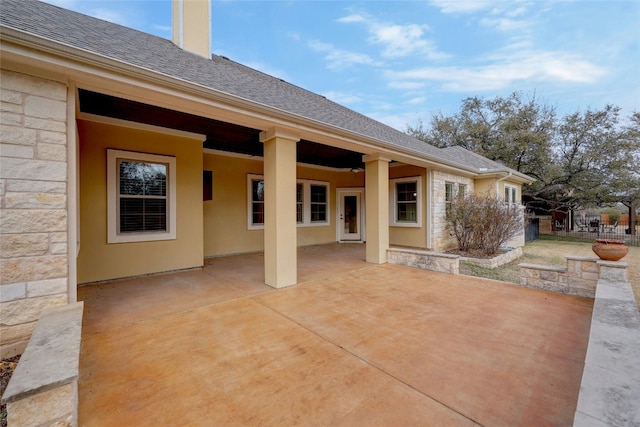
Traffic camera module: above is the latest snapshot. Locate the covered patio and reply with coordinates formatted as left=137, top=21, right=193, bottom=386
left=78, top=244, right=593, bottom=426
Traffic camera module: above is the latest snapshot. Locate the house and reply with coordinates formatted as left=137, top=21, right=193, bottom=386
left=0, top=0, right=534, bottom=358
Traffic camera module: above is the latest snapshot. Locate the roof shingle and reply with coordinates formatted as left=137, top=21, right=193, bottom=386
left=0, top=0, right=530, bottom=179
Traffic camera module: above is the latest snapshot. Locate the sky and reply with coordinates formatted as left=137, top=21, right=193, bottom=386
left=42, top=0, right=640, bottom=131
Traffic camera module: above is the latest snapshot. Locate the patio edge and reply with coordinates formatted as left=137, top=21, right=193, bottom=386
left=573, top=268, right=640, bottom=426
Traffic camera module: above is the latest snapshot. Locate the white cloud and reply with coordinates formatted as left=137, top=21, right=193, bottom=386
left=308, top=40, right=382, bottom=70
left=337, top=14, right=367, bottom=24
left=386, top=50, right=608, bottom=92
left=388, top=81, right=425, bottom=90
left=368, top=110, right=427, bottom=131
left=406, top=96, right=427, bottom=105
left=429, top=0, right=495, bottom=14
left=337, top=13, right=449, bottom=60
left=479, top=17, right=530, bottom=32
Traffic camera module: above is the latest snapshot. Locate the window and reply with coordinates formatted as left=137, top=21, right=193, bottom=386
left=390, top=177, right=421, bottom=227
left=296, top=183, right=304, bottom=223
left=249, top=176, right=265, bottom=227
left=445, top=182, right=454, bottom=219
left=458, top=184, right=466, bottom=201
left=445, top=182, right=467, bottom=219
left=310, top=184, right=327, bottom=222
left=107, top=149, right=176, bottom=243
left=203, top=170, right=213, bottom=201
left=505, top=185, right=518, bottom=205
left=247, top=175, right=329, bottom=229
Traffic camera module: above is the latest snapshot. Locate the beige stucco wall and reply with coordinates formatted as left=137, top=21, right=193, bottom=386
left=77, top=120, right=204, bottom=283
left=474, top=178, right=495, bottom=196
left=202, top=152, right=365, bottom=257
left=389, top=165, right=427, bottom=249
left=475, top=177, right=525, bottom=247
left=0, top=69, right=69, bottom=358
left=475, top=177, right=523, bottom=202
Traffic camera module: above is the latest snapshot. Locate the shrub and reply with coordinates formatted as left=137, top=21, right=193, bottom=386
left=447, top=192, right=523, bottom=255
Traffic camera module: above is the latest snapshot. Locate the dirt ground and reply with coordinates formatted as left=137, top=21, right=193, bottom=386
left=460, top=238, right=640, bottom=307
left=0, top=356, right=20, bottom=427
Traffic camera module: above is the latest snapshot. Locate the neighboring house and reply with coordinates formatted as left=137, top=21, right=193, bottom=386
left=0, top=0, right=534, bottom=357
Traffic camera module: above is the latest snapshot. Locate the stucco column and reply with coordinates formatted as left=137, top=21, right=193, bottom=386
left=260, top=129, right=299, bottom=288
left=364, top=154, right=390, bottom=264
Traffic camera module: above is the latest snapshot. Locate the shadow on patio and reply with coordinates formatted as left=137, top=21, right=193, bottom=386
left=78, top=243, right=593, bottom=426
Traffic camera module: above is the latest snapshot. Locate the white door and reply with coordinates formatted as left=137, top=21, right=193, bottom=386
left=339, top=191, right=362, bottom=241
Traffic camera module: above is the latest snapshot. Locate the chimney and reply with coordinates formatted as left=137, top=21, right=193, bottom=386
left=172, top=0, right=211, bottom=58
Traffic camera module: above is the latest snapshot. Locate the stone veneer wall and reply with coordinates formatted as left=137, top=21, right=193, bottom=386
left=518, top=255, right=626, bottom=298
left=387, top=247, right=459, bottom=274
left=459, top=246, right=523, bottom=269
left=0, top=69, right=70, bottom=358
left=431, top=170, right=473, bottom=252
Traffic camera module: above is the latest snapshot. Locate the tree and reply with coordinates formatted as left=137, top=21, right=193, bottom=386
left=408, top=93, right=639, bottom=214
left=407, top=91, right=556, bottom=180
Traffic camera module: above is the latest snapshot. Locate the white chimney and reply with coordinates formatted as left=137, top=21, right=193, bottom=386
left=172, top=0, right=211, bottom=58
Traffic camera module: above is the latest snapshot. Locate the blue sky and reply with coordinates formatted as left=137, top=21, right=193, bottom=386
left=43, top=0, right=639, bottom=131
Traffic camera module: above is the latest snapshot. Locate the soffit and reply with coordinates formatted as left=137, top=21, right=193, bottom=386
left=78, top=89, right=365, bottom=170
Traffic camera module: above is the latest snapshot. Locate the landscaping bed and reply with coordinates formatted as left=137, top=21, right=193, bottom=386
left=0, top=355, right=20, bottom=427
left=460, top=239, right=640, bottom=306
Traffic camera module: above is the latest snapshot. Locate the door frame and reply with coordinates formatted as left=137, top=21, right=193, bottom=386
left=336, top=188, right=365, bottom=242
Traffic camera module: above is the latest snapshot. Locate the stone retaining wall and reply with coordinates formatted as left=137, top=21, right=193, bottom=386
left=387, top=247, right=459, bottom=274
left=460, top=247, right=522, bottom=269
left=518, top=255, right=608, bottom=298
left=573, top=265, right=638, bottom=426
left=0, top=69, right=70, bottom=358
left=2, top=302, right=83, bottom=427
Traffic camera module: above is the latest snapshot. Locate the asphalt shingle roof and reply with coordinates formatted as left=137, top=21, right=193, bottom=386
left=0, top=0, right=529, bottom=178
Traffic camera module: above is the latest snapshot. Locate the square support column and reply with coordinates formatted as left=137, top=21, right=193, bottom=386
left=260, top=129, right=299, bottom=288
left=363, top=154, right=390, bottom=264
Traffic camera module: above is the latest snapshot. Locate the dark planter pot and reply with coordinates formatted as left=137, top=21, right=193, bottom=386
left=592, top=239, right=629, bottom=261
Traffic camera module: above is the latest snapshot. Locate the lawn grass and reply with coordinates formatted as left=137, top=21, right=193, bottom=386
left=460, top=239, right=640, bottom=307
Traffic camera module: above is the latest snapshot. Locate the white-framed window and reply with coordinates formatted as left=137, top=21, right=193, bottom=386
left=310, top=184, right=328, bottom=223
left=504, top=184, right=518, bottom=205
left=107, top=149, right=176, bottom=243
left=390, top=176, right=421, bottom=227
left=445, top=182, right=467, bottom=219
left=445, top=182, right=454, bottom=219
left=296, top=183, right=304, bottom=223
left=247, top=174, right=329, bottom=230
left=458, top=183, right=467, bottom=201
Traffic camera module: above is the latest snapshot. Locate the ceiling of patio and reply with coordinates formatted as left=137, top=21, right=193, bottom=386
left=78, top=89, right=365, bottom=170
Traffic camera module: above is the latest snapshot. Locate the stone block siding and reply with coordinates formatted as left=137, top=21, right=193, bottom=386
left=431, top=170, right=473, bottom=252
left=387, top=247, right=459, bottom=274
left=0, top=69, right=69, bottom=358
left=519, top=256, right=621, bottom=298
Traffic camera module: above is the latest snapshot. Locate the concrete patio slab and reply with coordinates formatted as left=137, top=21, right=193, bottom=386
left=78, top=244, right=593, bottom=426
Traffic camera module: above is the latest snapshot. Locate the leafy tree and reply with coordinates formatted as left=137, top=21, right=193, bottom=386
left=408, top=93, right=639, bottom=214
left=407, top=91, right=556, bottom=180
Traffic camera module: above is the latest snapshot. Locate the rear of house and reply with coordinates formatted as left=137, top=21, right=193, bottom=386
left=0, top=0, right=533, bottom=358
